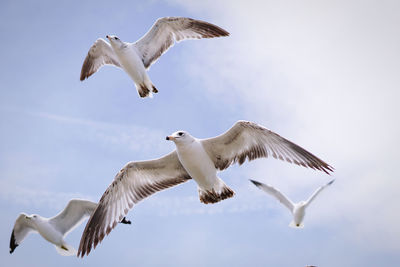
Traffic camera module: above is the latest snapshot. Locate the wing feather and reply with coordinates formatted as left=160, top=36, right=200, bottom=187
left=250, top=180, right=294, bottom=211
left=305, top=179, right=335, bottom=207
left=201, top=121, right=334, bottom=174
left=134, top=17, right=229, bottom=69
left=49, top=199, right=97, bottom=236
left=80, top=38, right=121, bottom=81
left=10, top=213, right=37, bottom=254
left=78, top=151, right=191, bottom=257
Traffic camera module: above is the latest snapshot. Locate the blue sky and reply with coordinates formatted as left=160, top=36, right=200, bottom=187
left=1, top=0, right=399, bottom=266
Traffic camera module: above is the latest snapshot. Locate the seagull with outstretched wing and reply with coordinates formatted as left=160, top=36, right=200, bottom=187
left=78, top=120, right=333, bottom=257
left=9, top=199, right=130, bottom=256
left=80, top=17, right=229, bottom=98
left=250, top=179, right=335, bottom=228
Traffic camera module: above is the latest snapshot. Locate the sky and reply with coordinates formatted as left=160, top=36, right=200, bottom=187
left=0, top=0, right=399, bottom=266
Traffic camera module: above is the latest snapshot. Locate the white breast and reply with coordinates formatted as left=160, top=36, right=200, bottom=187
left=176, top=140, right=217, bottom=189
left=293, top=204, right=306, bottom=224
left=36, top=220, right=63, bottom=245
left=114, top=45, right=147, bottom=83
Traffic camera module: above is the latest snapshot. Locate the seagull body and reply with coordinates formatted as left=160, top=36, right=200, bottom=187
left=9, top=199, right=131, bottom=256
left=250, top=179, right=335, bottom=228
left=167, top=131, right=235, bottom=203
left=80, top=17, right=229, bottom=98
left=78, top=120, right=333, bottom=257
left=110, top=41, right=153, bottom=95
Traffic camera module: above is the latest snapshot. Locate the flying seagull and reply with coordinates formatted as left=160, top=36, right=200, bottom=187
left=80, top=17, right=229, bottom=98
left=77, top=120, right=333, bottom=257
left=10, top=199, right=131, bottom=256
left=250, top=179, right=335, bottom=228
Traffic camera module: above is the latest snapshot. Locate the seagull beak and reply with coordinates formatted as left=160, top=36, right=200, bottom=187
left=166, top=136, right=174, bottom=141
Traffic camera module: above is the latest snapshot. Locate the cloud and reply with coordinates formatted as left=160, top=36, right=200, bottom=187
left=164, top=0, right=400, bottom=251
left=2, top=106, right=167, bottom=154
left=0, top=179, right=96, bottom=212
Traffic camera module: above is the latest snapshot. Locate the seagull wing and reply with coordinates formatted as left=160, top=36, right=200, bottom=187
left=80, top=38, right=121, bottom=81
left=134, top=17, right=229, bottom=69
left=49, top=199, right=97, bottom=236
left=305, top=179, right=335, bottom=207
left=78, top=151, right=191, bottom=257
left=201, top=121, right=333, bottom=174
left=250, top=180, right=294, bottom=211
left=10, top=213, right=37, bottom=254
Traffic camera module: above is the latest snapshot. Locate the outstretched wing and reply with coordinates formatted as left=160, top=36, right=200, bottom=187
left=49, top=199, right=97, bottom=236
left=134, top=17, right=229, bottom=69
left=80, top=38, right=121, bottom=81
left=250, top=180, right=294, bottom=211
left=305, top=179, right=335, bottom=207
left=201, top=121, right=333, bottom=174
left=10, top=213, right=37, bottom=254
left=78, top=151, right=191, bottom=257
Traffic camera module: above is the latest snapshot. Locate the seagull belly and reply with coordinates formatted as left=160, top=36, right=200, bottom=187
left=115, top=47, right=147, bottom=84
left=293, top=205, right=306, bottom=225
left=177, top=142, right=217, bottom=190
left=36, top=222, right=63, bottom=245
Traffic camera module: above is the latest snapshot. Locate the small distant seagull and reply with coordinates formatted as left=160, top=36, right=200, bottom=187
left=78, top=120, right=333, bottom=257
left=9, top=199, right=131, bottom=256
left=80, top=17, right=229, bottom=98
left=250, top=179, right=335, bottom=228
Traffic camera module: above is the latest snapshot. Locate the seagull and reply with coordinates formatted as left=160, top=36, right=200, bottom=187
left=250, top=179, right=335, bottom=228
left=80, top=17, right=229, bottom=98
left=9, top=199, right=131, bottom=256
left=78, top=120, right=333, bottom=257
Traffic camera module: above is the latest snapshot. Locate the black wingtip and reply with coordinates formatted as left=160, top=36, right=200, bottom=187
left=9, top=230, right=18, bottom=254
left=249, top=179, right=262, bottom=187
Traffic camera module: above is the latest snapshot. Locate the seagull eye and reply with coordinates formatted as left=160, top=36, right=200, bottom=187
left=115, top=37, right=119, bottom=40
left=178, top=132, right=184, bottom=136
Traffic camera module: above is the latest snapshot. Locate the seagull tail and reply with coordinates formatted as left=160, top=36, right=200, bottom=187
left=137, top=82, right=158, bottom=98
left=55, top=243, right=77, bottom=256
left=198, top=179, right=235, bottom=204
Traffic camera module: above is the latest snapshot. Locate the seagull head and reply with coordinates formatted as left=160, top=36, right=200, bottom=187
left=166, top=131, right=194, bottom=145
left=106, top=35, right=124, bottom=48
left=26, top=214, right=39, bottom=221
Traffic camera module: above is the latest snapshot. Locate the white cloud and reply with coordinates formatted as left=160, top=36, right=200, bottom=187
left=164, top=0, right=400, bottom=251
left=0, top=179, right=96, bottom=212
left=34, top=110, right=166, bottom=152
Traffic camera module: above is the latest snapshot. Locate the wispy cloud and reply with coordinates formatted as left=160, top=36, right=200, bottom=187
left=0, top=179, right=96, bottom=212
left=164, top=0, right=400, bottom=252
left=35, top=111, right=167, bottom=153
left=2, top=106, right=167, bottom=154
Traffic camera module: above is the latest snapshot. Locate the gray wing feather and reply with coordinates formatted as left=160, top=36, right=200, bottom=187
left=134, top=17, right=229, bottom=69
left=80, top=38, right=121, bottom=81
left=201, top=121, right=334, bottom=174
left=78, top=151, right=191, bottom=257
left=49, top=199, right=97, bottom=236
left=250, top=180, right=294, bottom=211
left=10, top=213, right=37, bottom=253
left=305, top=179, right=335, bottom=207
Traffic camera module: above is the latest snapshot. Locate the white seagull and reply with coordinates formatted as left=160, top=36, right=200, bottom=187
left=80, top=17, right=229, bottom=98
left=78, top=120, right=333, bottom=257
left=250, top=179, right=335, bottom=228
left=9, top=199, right=131, bottom=256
